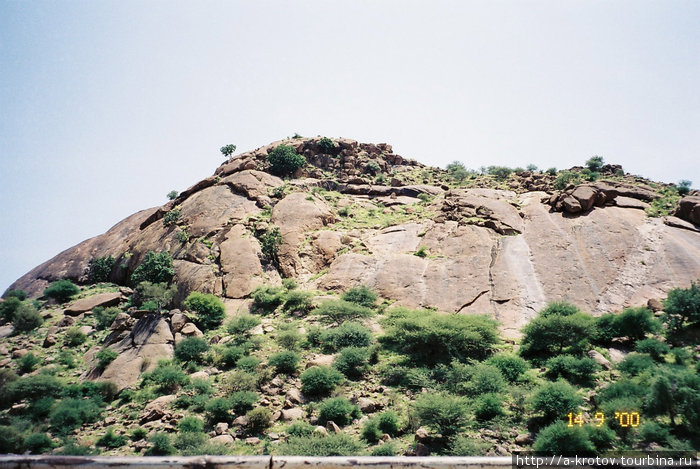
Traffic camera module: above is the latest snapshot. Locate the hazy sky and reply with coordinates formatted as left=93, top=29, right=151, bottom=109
left=1, top=0, right=699, bottom=293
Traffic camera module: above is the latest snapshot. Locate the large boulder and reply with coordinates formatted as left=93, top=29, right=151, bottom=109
left=64, top=292, right=122, bottom=316
left=675, top=195, right=700, bottom=225
left=439, top=189, right=524, bottom=234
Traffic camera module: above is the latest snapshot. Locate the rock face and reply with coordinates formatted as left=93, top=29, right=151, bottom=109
left=4, top=137, right=700, bottom=341
left=64, top=292, right=123, bottom=316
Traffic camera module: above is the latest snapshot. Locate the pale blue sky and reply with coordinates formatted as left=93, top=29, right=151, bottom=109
left=1, top=0, right=699, bottom=293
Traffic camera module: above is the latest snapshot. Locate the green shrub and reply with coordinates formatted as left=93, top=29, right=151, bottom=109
left=18, top=352, right=40, bottom=374
left=220, top=143, right=236, bottom=157
left=371, top=442, right=398, bottom=456
left=333, top=346, right=370, bottom=379
left=553, top=170, right=580, bottom=190
left=175, top=337, right=209, bottom=363
left=520, top=304, right=594, bottom=359
left=65, top=327, right=87, bottom=346
left=533, top=421, right=595, bottom=455
left=414, top=246, right=428, bottom=258
left=12, top=304, right=44, bottom=332
left=268, top=351, right=300, bottom=375
left=677, top=180, right=692, bottom=196
left=276, top=325, right=302, bottom=350
left=24, top=432, right=54, bottom=454
left=283, top=290, right=314, bottom=315
left=146, top=432, right=175, bottom=456
left=380, top=308, right=499, bottom=365
left=5, top=289, right=27, bottom=301
left=173, top=432, right=208, bottom=455
left=487, top=353, right=528, bottom=383
left=163, top=208, right=181, bottom=227
left=540, top=301, right=581, bottom=317
left=94, top=348, right=117, bottom=369
left=464, top=363, right=506, bottom=396
left=318, top=397, right=360, bottom=426
left=246, top=407, right=271, bottom=433
left=314, top=300, right=374, bottom=325
left=635, top=339, right=670, bottom=361
left=617, top=353, right=655, bottom=376
left=532, top=381, right=582, bottom=423
left=227, top=314, right=261, bottom=335
left=585, top=155, right=604, bottom=171
left=61, top=381, right=117, bottom=402
left=184, top=292, right=225, bottom=330
left=178, top=415, right=204, bottom=433
left=544, top=355, right=600, bottom=385
left=341, top=286, right=377, bottom=308
left=252, top=285, right=285, bottom=312
left=545, top=167, right=557, bottom=175
left=287, top=421, right=315, bottom=437
left=0, top=425, right=22, bottom=453
left=616, top=307, right=660, bottom=342
left=43, top=279, right=79, bottom=303
left=448, top=435, right=489, bottom=455
left=320, top=321, right=373, bottom=352
left=217, top=345, right=245, bottom=369
left=205, top=397, right=233, bottom=423
left=131, top=427, right=147, bottom=441
left=377, top=410, right=400, bottom=435
left=134, top=281, right=176, bottom=311
left=236, top=355, right=261, bottom=372
left=318, top=137, right=336, bottom=154
left=57, top=350, right=77, bottom=368
left=586, top=424, right=616, bottom=451
left=94, top=306, right=120, bottom=330
left=300, top=366, right=344, bottom=397
left=664, top=280, right=700, bottom=329
left=27, top=397, right=55, bottom=421
left=130, top=251, right=175, bottom=285
left=167, top=190, right=179, bottom=200
left=268, top=144, right=305, bottom=176
left=446, top=161, right=469, bottom=182
left=361, top=418, right=382, bottom=443
left=638, top=421, right=670, bottom=445
left=230, top=391, right=258, bottom=414
left=96, top=427, right=127, bottom=448
left=143, top=362, right=188, bottom=393
left=487, top=166, right=513, bottom=180
left=278, top=434, right=364, bottom=456
left=364, top=161, right=381, bottom=175
left=0, top=297, right=22, bottom=322
left=259, top=227, right=282, bottom=264
left=3, top=374, right=62, bottom=406
left=50, top=398, right=102, bottom=434
left=413, top=392, right=470, bottom=436
left=474, top=393, right=504, bottom=421
left=87, top=256, right=115, bottom=283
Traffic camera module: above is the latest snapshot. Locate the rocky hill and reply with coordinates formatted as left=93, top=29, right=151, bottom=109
left=1, top=136, right=700, bottom=457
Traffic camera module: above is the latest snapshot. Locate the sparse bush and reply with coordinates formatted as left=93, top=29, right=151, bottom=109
left=176, top=229, right=190, bottom=244
left=220, top=144, right=236, bottom=158
left=300, top=366, right=344, bottom=397
left=446, top=161, right=469, bottom=182
left=544, top=355, right=600, bottom=385
left=318, top=397, right=360, bottom=426
left=487, top=354, right=528, bottom=383
left=448, top=436, right=489, bottom=456
left=553, top=170, right=579, bottom=190
left=142, top=362, right=188, bottom=393
left=533, top=421, right=595, bottom=455
left=43, top=279, right=79, bottom=303
left=94, top=306, right=120, bottom=330
left=287, top=421, right=315, bottom=437
left=414, top=246, right=428, bottom=258
left=380, top=308, right=499, bottom=365
left=520, top=303, right=594, bottom=359
left=65, top=327, right=87, bottom=346
left=87, top=256, right=115, bottom=283
left=276, top=324, right=302, bottom=350
left=277, top=434, right=364, bottom=456
left=96, top=427, right=127, bottom=448
left=677, top=180, right=692, bottom=196
left=532, top=381, right=582, bottom=423
left=413, top=392, right=471, bottom=437
left=320, top=321, right=372, bottom=352
left=545, top=167, right=557, bottom=175
left=130, top=251, right=174, bottom=285
left=371, top=442, right=398, bottom=456
left=283, top=290, right=314, bottom=315
left=227, top=314, right=261, bottom=335
left=635, top=339, right=670, bottom=361
left=341, top=285, right=377, bottom=308
left=314, top=299, right=374, bottom=325
left=527, top=164, right=538, bottom=172
left=0, top=426, right=22, bottom=453
left=585, top=155, right=604, bottom=172
left=639, top=421, right=670, bottom=445
left=50, top=398, right=102, bottom=434
left=0, top=297, right=22, bottom=323
left=175, top=337, right=209, bottom=363
left=377, top=410, right=400, bottom=435
left=4, top=289, right=27, bottom=301
left=230, top=391, right=258, bottom=414
left=267, top=144, right=305, bottom=176
left=146, top=432, right=175, bottom=456
left=18, top=352, right=40, bottom=374
left=361, top=418, right=382, bottom=443
left=24, top=432, right=54, bottom=454
left=487, top=166, right=513, bottom=180
left=163, top=208, right=181, bottom=227
left=268, top=351, right=300, bottom=375
left=57, top=350, right=77, bottom=368
left=474, top=393, right=504, bottom=421
left=3, top=374, right=62, bottom=405
left=252, top=285, right=285, bottom=312
left=12, top=303, right=43, bottom=333
left=131, top=427, right=147, bottom=441
left=167, top=190, right=179, bottom=200
left=364, top=161, right=381, bottom=175
left=96, top=348, right=118, bottom=369
left=184, top=292, right=225, bottom=330
left=246, top=407, right=271, bottom=433
left=615, top=307, right=660, bottom=342
left=333, top=346, right=370, bottom=379
left=462, top=363, right=506, bottom=396
left=236, top=355, right=261, bottom=372
left=173, top=432, right=208, bottom=455
left=318, top=137, right=336, bottom=154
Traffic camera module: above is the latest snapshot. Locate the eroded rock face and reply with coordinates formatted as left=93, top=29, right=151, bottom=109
left=676, top=195, right=700, bottom=225
left=549, top=181, right=659, bottom=214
